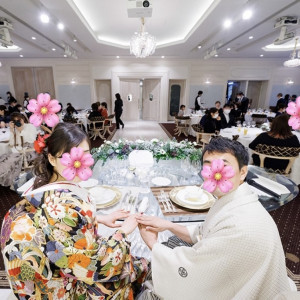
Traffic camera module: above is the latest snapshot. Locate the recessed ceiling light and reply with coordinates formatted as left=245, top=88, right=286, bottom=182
left=205, top=80, right=211, bottom=84
left=40, top=13, right=49, bottom=23
left=70, top=79, right=76, bottom=84
left=63, top=54, right=67, bottom=57
left=52, top=48, right=56, bottom=51
left=260, top=54, right=264, bottom=57
left=223, top=19, right=232, bottom=29
left=197, top=45, right=202, bottom=49
left=227, top=47, right=231, bottom=51
left=73, top=38, right=77, bottom=42
left=31, top=37, right=36, bottom=40
left=19, top=54, right=23, bottom=57
left=215, top=54, right=218, bottom=57
left=116, top=56, right=120, bottom=59
left=249, top=36, right=254, bottom=39
left=287, top=79, right=294, bottom=85
left=57, top=23, right=64, bottom=30
left=161, top=56, right=165, bottom=58
left=242, top=9, right=252, bottom=20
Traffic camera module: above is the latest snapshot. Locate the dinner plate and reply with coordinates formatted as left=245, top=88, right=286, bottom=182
left=89, top=186, right=122, bottom=208
left=176, top=188, right=209, bottom=206
left=151, top=177, right=171, bottom=186
left=79, top=178, right=99, bottom=188
left=169, top=186, right=215, bottom=210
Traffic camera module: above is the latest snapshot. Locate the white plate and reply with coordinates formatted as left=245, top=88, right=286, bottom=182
left=89, top=187, right=116, bottom=204
left=151, top=177, right=171, bottom=186
left=176, top=188, right=209, bottom=206
left=79, top=178, right=98, bottom=188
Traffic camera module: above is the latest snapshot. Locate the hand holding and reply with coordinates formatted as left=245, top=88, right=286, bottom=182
left=136, top=215, right=172, bottom=232
left=97, top=209, right=129, bottom=228
left=139, top=224, right=158, bottom=250
left=120, top=214, right=138, bottom=235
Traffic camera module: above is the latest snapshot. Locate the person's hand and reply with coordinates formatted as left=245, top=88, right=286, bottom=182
left=136, top=215, right=172, bottom=232
left=97, top=209, right=130, bottom=228
left=139, top=224, right=158, bottom=250
left=216, top=116, right=221, bottom=121
left=120, top=214, right=138, bottom=235
left=0, top=121, right=5, bottom=128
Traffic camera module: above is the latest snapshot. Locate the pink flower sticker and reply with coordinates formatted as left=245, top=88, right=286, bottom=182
left=286, top=96, right=300, bottom=130
left=60, top=147, right=94, bottom=181
left=201, top=159, right=235, bottom=193
left=27, top=93, right=61, bottom=127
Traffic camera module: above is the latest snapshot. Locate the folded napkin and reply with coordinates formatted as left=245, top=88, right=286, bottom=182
left=250, top=175, right=290, bottom=196
left=129, top=150, right=154, bottom=169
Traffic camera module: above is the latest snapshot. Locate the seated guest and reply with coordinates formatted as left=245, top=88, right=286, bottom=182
left=275, top=103, right=286, bottom=117
left=100, top=101, right=109, bottom=119
left=199, top=109, right=209, bottom=128
left=290, top=94, right=297, bottom=102
left=0, top=96, right=5, bottom=105
left=177, top=104, right=186, bottom=117
left=276, top=93, right=285, bottom=110
left=63, top=105, right=77, bottom=122
left=203, top=107, right=221, bottom=133
left=0, top=105, right=10, bottom=124
left=137, top=137, right=293, bottom=299
left=8, top=99, right=18, bottom=115
left=220, top=104, right=235, bottom=128
left=66, top=102, right=78, bottom=114
left=249, top=114, right=300, bottom=171
left=232, top=102, right=241, bottom=119
left=215, top=101, right=223, bottom=114
left=88, top=103, right=102, bottom=119
left=6, top=91, right=16, bottom=103
left=1, top=123, right=148, bottom=299
left=96, top=101, right=102, bottom=113
left=0, top=112, right=37, bottom=186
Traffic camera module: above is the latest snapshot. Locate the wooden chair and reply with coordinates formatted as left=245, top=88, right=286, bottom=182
left=191, top=124, right=203, bottom=144
left=18, top=147, right=36, bottom=171
left=174, top=116, right=190, bottom=137
left=103, top=114, right=115, bottom=136
left=251, top=144, right=300, bottom=175
left=200, top=133, right=215, bottom=149
left=88, top=116, right=105, bottom=140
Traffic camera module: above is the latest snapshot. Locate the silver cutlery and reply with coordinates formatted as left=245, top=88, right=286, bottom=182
left=120, top=191, right=130, bottom=210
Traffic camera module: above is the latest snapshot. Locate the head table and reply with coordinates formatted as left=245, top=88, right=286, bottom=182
left=91, top=158, right=298, bottom=260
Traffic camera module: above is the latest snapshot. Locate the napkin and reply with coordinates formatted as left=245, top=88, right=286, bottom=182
left=129, top=150, right=154, bottom=168
left=251, top=175, right=289, bottom=196
left=138, top=196, right=149, bottom=213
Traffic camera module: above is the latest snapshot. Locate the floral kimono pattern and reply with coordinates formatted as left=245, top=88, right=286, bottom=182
left=1, top=182, right=148, bottom=299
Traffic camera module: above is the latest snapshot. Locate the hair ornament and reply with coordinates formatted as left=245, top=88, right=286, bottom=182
left=34, top=133, right=50, bottom=154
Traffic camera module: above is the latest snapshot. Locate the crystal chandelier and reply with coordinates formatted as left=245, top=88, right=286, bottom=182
left=283, top=38, right=300, bottom=67
left=130, top=18, right=156, bottom=58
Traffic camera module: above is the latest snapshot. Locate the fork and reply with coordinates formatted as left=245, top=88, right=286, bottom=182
left=160, top=190, right=176, bottom=212
left=158, top=195, right=169, bottom=212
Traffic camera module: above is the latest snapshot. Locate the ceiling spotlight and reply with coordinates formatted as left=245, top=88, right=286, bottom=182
left=227, top=47, right=231, bottom=51
left=31, top=37, right=36, bottom=40
left=223, top=19, right=232, bottom=29
left=242, top=9, right=252, bottom=20
left=40, top=13, right=50, bottom=23
left=52, top=48, right=56, bottom=51
left=249, top=36, right=254, bottom=39
left=19, top=54, right=23, bottom=57
left=205, top=80, right=211, bottom=84
left=57, top=23, right=64, bottom=30
left=116, top=56, right=120, bottom=58
left=197, top=45, right=202, bottom=49
left=63, top=54, right=67, bottom=57
left=260, top=54, right=264, bottom=57
left=287, top=79, right=294, bottom=85
left=214, top=54, right=218, bottom=57
left=161, top=56, right=165, bottom=58
left=73, top=38, right=77, bottom=42
left=70, top=79, right=76, bottom=84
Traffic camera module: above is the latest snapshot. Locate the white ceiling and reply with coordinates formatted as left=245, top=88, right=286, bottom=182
left=0, top=0, right=300, bottom=60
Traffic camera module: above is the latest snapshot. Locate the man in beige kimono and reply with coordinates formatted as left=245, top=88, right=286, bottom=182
left=137, top=137, right=295, bottom=300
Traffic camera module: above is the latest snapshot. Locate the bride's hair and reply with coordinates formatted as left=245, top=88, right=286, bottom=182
left=33, top=123, right=89, bottom=189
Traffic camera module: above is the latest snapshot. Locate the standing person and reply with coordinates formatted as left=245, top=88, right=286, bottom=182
left=194, top=90, right=203, bottom=111
left=8, top=99, right=18, bottom=115
left=236, top=92, right=249, bottom=114
left=114, top=93, right=124, bottom=129
left=276, top=93, right=285, bottom=110
left=137, top=137, right=294, bottom=299
left=6, top=91, right=16, bottom=103
left=1, top=123, right=149, bottom=299
left=215, top=101, right=223, bottom=114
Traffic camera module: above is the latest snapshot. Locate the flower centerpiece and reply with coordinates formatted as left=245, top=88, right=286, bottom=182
left=91, top=138, right=202, bottom=165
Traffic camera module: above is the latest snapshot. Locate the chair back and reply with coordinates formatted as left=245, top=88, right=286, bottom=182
left=252, top=144, right=300, bottom=174
left=251, top=114, right=268, bottom=126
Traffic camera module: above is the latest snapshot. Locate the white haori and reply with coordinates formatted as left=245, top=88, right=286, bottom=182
left=152, top=182, right=291, bottom=300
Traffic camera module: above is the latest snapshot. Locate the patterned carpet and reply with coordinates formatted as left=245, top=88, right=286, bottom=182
left=159, top=123, right=197, bottom=143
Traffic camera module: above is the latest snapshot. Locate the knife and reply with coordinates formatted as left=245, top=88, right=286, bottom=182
left=247, top=179, right=280, bottom=199
left=119, top=192, right=129, bottom=209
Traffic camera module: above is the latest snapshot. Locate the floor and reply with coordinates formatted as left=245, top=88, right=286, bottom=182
left=113, top=120, right=170, bottom=141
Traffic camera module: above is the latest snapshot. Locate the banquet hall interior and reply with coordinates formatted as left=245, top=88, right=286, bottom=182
left=0, top=0, right=300, bottom=298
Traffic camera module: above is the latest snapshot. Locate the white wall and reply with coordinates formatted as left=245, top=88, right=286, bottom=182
left=0, top=58, right=299, bottom=121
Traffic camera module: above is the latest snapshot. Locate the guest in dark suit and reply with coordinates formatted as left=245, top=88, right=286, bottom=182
left=8, top=99, right=19, bottom=115
left=276, top=93, right=285, bottom=110
left=215, top=101, right=223, bottom=115
left=236, top=92, right=249, bottom=114
left=194, top=90, right=203, bottom=111
left=114, top=93, right=124, bottom=129
left=203, top=107, right=221, bottom=133
left=0, top=105, right=10, bottom=124
left=275, top=103, right=286, bottom=117
left=220, top=104, right=236, bottom=128
left=88, top=103, right=102, bottom=120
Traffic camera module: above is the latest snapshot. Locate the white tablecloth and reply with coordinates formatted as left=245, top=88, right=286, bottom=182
left=75, top=112, right=89, bottom=129
left=220, top=127, right=300, bottom=184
